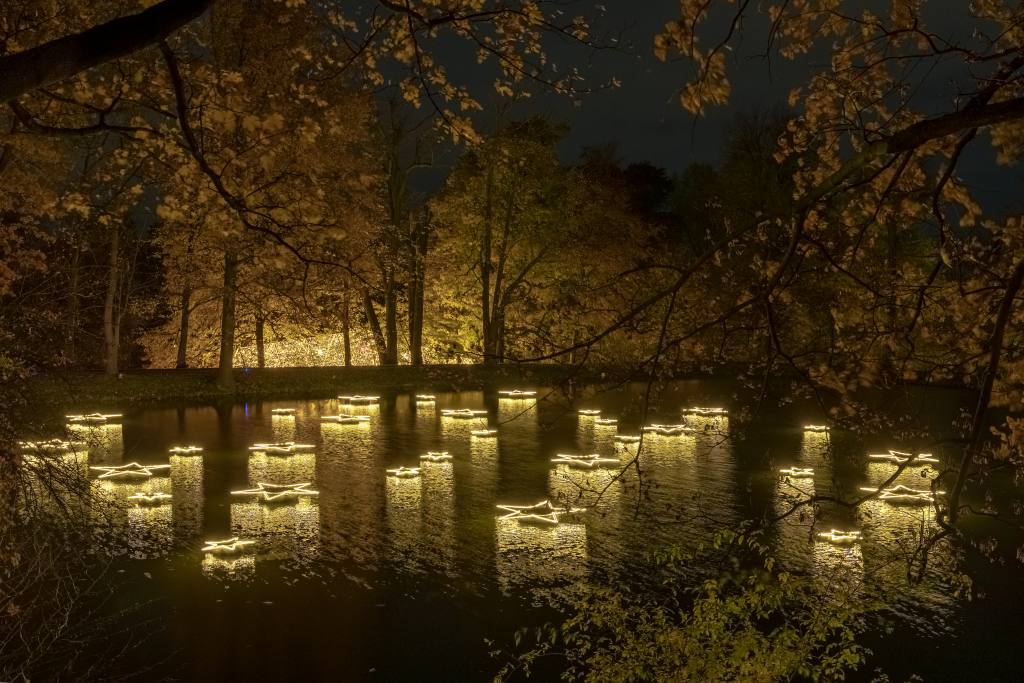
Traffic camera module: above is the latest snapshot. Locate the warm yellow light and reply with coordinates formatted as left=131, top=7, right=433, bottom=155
left=803, top=424, right=830, bottom=432
left=169, top=445, right=203, bottom=455
left=338, top=395, right=379, bottom=404
left=681, top=407, right=728, bottom=416
left=642, top=424, right=695, bottom=436
left=442, top=408, right=488, bottom=419
left=416, top=394, right=437, bottom=402
left=386, top=466, right=421, bottom=478
left=248, top=442, right=315, bottom=454
left=496, top=500, right=585, bottom=526
left=867, top=450, right=939, bottom=465
left=859, top=485, right=944, bottom=504
left=613, top=435, right=641, bottom=443
left=321, top=414, right=370, bottom=424
left=230, top=482, right=319, bottom=503
left=498, top=389, right=536, bottom=399
left=128, top=491, right=172, bottom=505
left=594, top=418, right=618, bottom=426
left=551, top=453, right=620, bottom=469
left=90, top=462, right=171, bottom=480
left=66, top=413, right=122, bottom=424
left=420, top=451, right=452, bottom=462
left=471, top=429, right=498, bottom=438
left=780, top=467, right=814, bottom=478
left=19, top=439, right=78, bottom=452
left=271, top=408, right=296, bottom=415
left=817, top=529, right=861, bottom=544
left=202, top=537, right=256, bottom=554
left=578, top=409, right=601, bottom=416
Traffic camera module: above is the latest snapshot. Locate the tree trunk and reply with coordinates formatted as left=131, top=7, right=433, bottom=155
left=103, top=225, right=120, bottom=375
left=255, top=311, right=265, bottom=369
left=342, top=286, right=352, bottom=366
left=363, top=288, right=388, bottom=365
left=384, top=274, right=398, bottom=365
left=176, top=287, right=192, bottom=368
left=67, top=241, right=81, bottom=364
left=409, top=216, right=427, bottom=366
left=217, top=249, right=238, bottom=387
left=481, top=164, right=495, bottom=365
left=494, top=307, right=506, bottom=364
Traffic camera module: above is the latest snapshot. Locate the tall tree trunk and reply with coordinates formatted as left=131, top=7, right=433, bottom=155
left=363, top=288, right=388, bottom=365
left=255, top=311, right=265, bottom=369
left=409, top=216, right=427, bottom=366
left=176, top=287, right=192, bottom=368
left=481, top=164, right=495, bottom=365
left=66, top=240, right=81, bottom=364
left=217, top=249, right=238, bottom=387
left=342, top=286, right=352, bottom=366
left=494, top=307, right=506, bottom=364
left=103, top=225, right=120, bottom=376
left=384, top=274, right=398, bottom=365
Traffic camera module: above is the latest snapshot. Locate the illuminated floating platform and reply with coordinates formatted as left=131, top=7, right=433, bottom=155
left=169, top=445, right=203, bottom=455
left=498, top=389, right=536, bottom=399
left=202, top=537, right=256, bottom=555
left=803, top=424, right=830, bottom=432
left=594, top=418, right=618, bottom=426
left=497, top=499, right=585, bottom=526
left=613, top=435, right=641, bottom=443
left=420, top=451, right=452, bottom=462
left=551, top=453, right=620, bottom=469
left=415, top=394, right=437, bottom=402
left=642, top=424, right=695, bottom=437
left=321, top=414, right=370, bottom=425
left=860, top=484, right=944, bottom=505
left=386, top=466, right=421, bottom=479
left=441, top=408, right=488, bottom=419
left=230, top=481, right=319, bottom=503
left=248, top=442, right=315, bottom=454
left=817, top=529, right=861, bottom=544
left=271, top=408, right=296, bottom=415
left=338, top=395, right=379, bottom=404
left=578, top=409, right=601, bottom=416
left=779, top=467, right=814, bottom=478
left=90, top=462, right=170, bottom=480
left=128, top=491, right=172, bottom=506
left=681, top=407, right=728, bottom=416
left=66, top=413, right=122, bottom=425
left=19, top=438, right=78, bottom=453
left=471, top=429, right=498, bottom=438
left=868, top=450, right=939, bottom=465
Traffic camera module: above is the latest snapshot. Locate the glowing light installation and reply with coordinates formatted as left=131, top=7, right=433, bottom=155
left=66, top=413, right=122, bottom=424
left=780, top=467, right=814, bottom=478
left=420, top=451, right=452, bottom=462
left=321, top=414, right=370, bottom=424
left=338, top=395, right=379, bottom=404
left=817, top=529, right=862, bottom=544
left=386, top=466, right=421, bottom=479
left=169, top=445, right=203, bottom=455
left=594, top=418, right=618, bottom=426
left=498, top=390, right=536, bottom=398
left=248, top=442, right=315, bottom=454
left=578, top=409, right=601, bottom=416
left=868, top=450, right=939, bottom=465
left=19, top=439, right=77, bottom=452
left=271, top=408, right=296, bottom=415
left=859, top=485, right=944, bottom=504
left=230, top=482, right=319, bottom=503
left=642, top=424, right=695, bottom=436
left=441, top=408, right=488, bottom=419
left=471, top=429, right=498, bottom=438
left=128, top=492, right=172, bottom=506
left=202, top=537, right=256, bottom=555
left=90, top=462, right=171, bottom=480
left=613, top=435, right=642, bottom=443
left=803, top=425, right=830, bottom=432
left=416, top=394, right=437, bottom=402
left=682, top=407, right=728, bottom=416
left=551, top=453, right=620, bottom=469
left=497, top=500, right=585, bottom=526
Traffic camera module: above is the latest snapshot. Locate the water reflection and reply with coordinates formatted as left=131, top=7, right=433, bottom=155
left=495, top=517, right=587, bottom=597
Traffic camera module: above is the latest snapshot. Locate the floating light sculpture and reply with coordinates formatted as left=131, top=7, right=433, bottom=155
left=578, top=409, right=601, bottom=416
left=420, top=451, right=452, bottom=462
left=780, top=467, right=814, bottom=478
left=867, top=450, right=939, bottom=465
left=321, top=414, right=370, bottom=424
left=128, top=491, right=172, bottom=506
left=551, top=453, right=620, bottom=469
left=803, top=424, right=830, bottom=432
left=202, top=537, right=256, bottom=555
left=613, top=435, right=641, bottom=443
left=471, top=429, right=498, bottom=438
left=169, top=445, right=203, bottom=455
left=496, top=500, right=585, bottom=526
left=248, top=442, right=315, bottom=454
left=66, top=413, right=122, bottom=424
left=338, top=395, right=379, bottom=404
left=271, top=408, right=296, bottom=415
left=681, top=407, right=728, bottom=416
left=498, top=390, right=536, bottom=398
left=817, top=529, right=861, bottom=544
left=416, top=394, right=437, bottom=402
left=230, top=482, right=319, bottom=503
left=90, top=462, right=171, bottom=480
left=441, top=408, right=488, bottom=419
left=594, top=418, right=618, bottom=426
left=386, top=466, right=421, bottom=479
left=18, top=439, right=77, bottom=452
left=859, top=485, right=944, bottom=504
left=642, top=424, right=695, bottom=436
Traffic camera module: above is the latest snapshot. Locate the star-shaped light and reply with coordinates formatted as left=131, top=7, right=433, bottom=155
left=498, top=389, right=536, bottom=398
left=551, top=453, right=619, bottom=469
left=338, top=395, right=379, bottom=404
left=817, top=529, right=861, bottom=544
left=594, top=418, right=618, bottom=426
left=860, top=484, right=944, bottom=504
left=248, top=442, right=315, bottom=454
left=202, top=537, right=256, bottom=555
left=169, top=445, right=203, bottom=455
left=803, top=424, right=830, bottom=432
left=496, top=500, right=585, bottom=526
left=416, top=394, right=436, bottom=402
left=471, top=429, right=498, bottom=438
left=321, top=414, right=370, bottom=424
left=779, top=467, right=814, bottom=478
left=67, top=413, right=122, bottom=424
left=230, top=482, right=319, bottom=503
left=19, top=438, right=77, bottom=452
left=420, top=451, right=452, bottom=462
left=578, top=409, right=601, bottom=416
left=681, top=407, right=728, bottom=416
left=386, top=466, right=421, bottom=478
left=613, top=435, right=641, bottom=443
left=868, top=450, right=939, bottom=465
left=90, top=462, right=171, bottom=480
left=127, top=491, right=172, bottom=506
left=642, top=424, right=694, bottom=436
left=441, top=408, right=488, bottom=419
left=271, top=408, right=296, bottom=415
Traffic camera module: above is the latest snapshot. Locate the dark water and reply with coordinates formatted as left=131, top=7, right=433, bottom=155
left=26, top=383, right=1023, bottom=680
